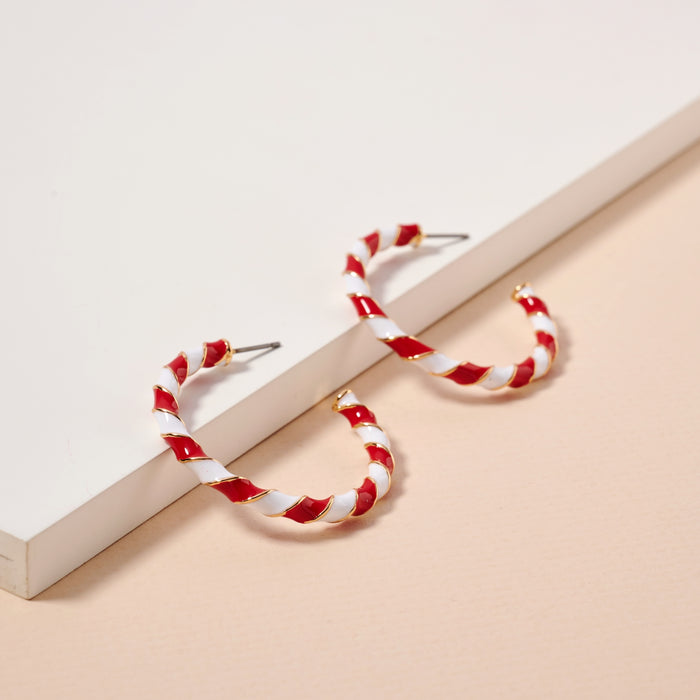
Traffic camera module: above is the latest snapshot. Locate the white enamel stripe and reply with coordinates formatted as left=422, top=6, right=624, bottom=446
left=413, top=352, right=460, bottom=375
left=156, top=342, right=395, bottom=524
left=480, top=365, right=516, bottom=390
left=154, top=411, right=190, bottom=437
left=532, top=345, right=551, bottom=379
left=530, top=314, right=557, bottom=336
left=355, top=425, right=390, bottom=449
left=319, top=490, right=357, bottom=522
left=378, top=226, right=397, bottom=250
left=185, top=346, right=205, bottom=375
left=335, top=390, right=359, bottom=410
left=369, top=462, right=391, bottom=498
left=344, top=274, right=371, bottom=296
left=249, top=490, right=300, bottom=517
left=364, top=316, right=406, bottom=340
left=346, top=229, right=558, bottom=391
left=188, top=459, right=234, bottom=483
left=350, top=239, right=371, bottom=266
left=157, top=367, right=180, bottom=396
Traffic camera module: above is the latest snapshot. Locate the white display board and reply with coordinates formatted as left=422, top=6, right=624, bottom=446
left=1, top=1, right=699, bottom=598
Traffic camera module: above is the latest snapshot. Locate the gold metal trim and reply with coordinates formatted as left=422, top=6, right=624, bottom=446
left=199, top=342, right=208, bottom=370
left=178, top=455, right=214, bottom=463
left=309, top=495, right=335, bottom=523
left=151, top=407, right=179, bottom=418
left=363, top=443, right=396, bottom=473
left=360, top=237, right=373, bottom=260
left=266, top=495, right=306, bottom=518
left=369, top=462, right=392, bottom=493
left=326, top=490, right=358, bottom=523
left=220, top=338, right=234, bottom=366
left=333, top=388, right=354, bottom=411
left=511, top=282, right=531, bottom=301
left=379, top=335, right=404, bottom=343
left=541, top=345, right=554, bottom=376
left=347, top=253, right=365, bottom=272
left=203, top=475, right=239, bottom=486
left=352, top=422, right=380, bottom=430
left=161, top=365, right=180, bottom=388
left=152, top=384, right=179, bottom=406
left=476, top=366, right=515, bottom=391
left=410, top=225, right=425, bottom=248
left=179, top=351, right=190, bottom=378
left=504, top=364, right=520, bottom=387
left=428, top=364, right=495, bottom=384
left=240, top=488, right=272, bottom=504
left=474, top=365, right=495, bottom=384
left=527, top=362, right=537, bottom=385
left=400, top=349, right=436, bottom=361
left=159, top=432, right=190, bottom=439
left=428, top=363, right=463, bottom=377
left=335, top=403, right=361, bottom=411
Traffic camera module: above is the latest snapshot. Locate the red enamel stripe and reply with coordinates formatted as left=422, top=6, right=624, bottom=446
left=445, top=362, right=491, bottom=385
left=353, top=478, right=377, bottom=516
left=203, top=339, right=228, bottom=368
left=509, top=357, right=535, bottom=388
left=384, top=335, right=434, bottom=359
left=349, top=295, right=386, bottom=318
left=394, top=224, right=422, bottom=247
left=166, top=354, right=188, bottom=385
left=153, top=386, right=179, bottom=414
left=536, top=331, right=557, bottom=359
left=518, top=296, right=549, bottom=316
left=338, top=404, right=377, bottom=427
left=363, top=231, right=380, bottom=256
left=284, top=496, right=333, bottom=523
left=345, top=254, right=365, bottom=278
left=365, top=444, right=394, bottom=474
left=210, top=477, right=268, bottom=503
left=162, top=435, right=209, bottom=461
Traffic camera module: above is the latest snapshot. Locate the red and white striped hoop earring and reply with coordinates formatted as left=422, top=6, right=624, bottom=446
left=153, top=339, right=395, bottom=524
left=344, top=224, right=558, bottom=390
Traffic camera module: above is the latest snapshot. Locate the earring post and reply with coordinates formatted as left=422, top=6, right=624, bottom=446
left=424, top=233, right=470, bottom=240
left=231, top=341, right=282, bottom=354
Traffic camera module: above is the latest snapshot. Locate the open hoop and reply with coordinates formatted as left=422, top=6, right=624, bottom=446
left=153, top=339, right=395, bottom=524
left=344, top=224, right=558, bottom=389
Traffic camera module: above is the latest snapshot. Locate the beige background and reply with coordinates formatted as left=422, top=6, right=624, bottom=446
left=3, top=142, right=700, bottom=699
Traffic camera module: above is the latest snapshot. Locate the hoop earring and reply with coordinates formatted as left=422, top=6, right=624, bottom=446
left=153, top=339, right=395, bottom=524
left=344, top=224, right=558, bottom=390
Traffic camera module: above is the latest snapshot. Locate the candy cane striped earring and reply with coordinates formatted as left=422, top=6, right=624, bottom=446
left=153, top=339, right=394, bottom=524
left=344, top=224, right=558, bottom=390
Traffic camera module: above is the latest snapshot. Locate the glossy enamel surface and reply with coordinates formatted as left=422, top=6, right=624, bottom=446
left=153, top=347, right=393, bottom=524
left=344, top=227, right=559, bottom=389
